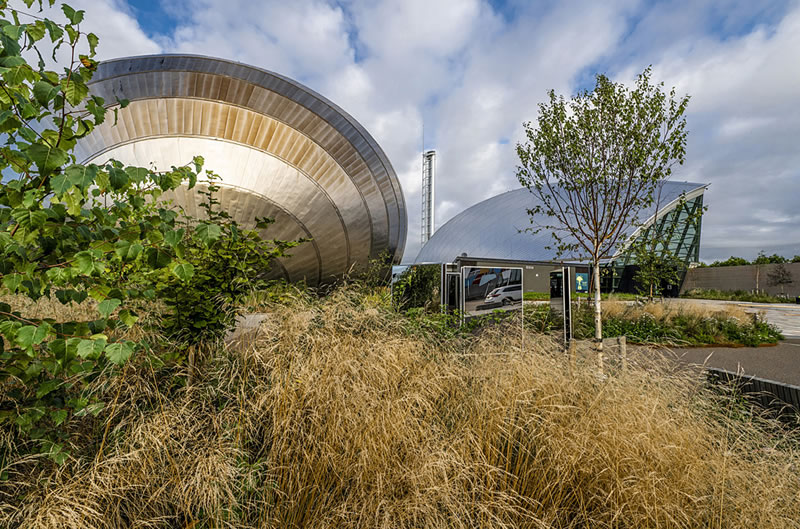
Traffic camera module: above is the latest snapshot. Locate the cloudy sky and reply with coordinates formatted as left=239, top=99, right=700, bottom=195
left=31, top=0, right=800, bottom=262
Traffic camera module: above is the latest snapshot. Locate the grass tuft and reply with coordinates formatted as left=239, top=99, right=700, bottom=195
left=1, top=287, right=799, bottom=528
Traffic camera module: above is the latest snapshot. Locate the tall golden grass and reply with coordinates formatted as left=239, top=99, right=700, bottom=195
left=1, top=287, right=799, bottom=528
left=600, top=299, right=750, bottom=321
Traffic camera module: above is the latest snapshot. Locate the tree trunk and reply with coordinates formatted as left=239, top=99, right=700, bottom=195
left=593, top=261, right=603, bottom=372
left=755, top=266, right=760, bottom=294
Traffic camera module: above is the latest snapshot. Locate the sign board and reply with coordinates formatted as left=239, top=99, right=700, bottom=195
left=575, top=272, right=589, bottom=293
left=461, top=266, right=523, bottom=319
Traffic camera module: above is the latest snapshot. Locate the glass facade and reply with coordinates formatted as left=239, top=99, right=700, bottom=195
left=605, top=193, right=704, bottom=292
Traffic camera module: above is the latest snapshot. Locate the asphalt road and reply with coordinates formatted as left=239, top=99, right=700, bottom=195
left=666, top=338, right=800, bottom=386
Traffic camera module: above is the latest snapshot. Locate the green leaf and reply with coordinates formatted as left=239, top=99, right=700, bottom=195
left=97, top=298, right=121, bottom=319
left=108, top=167, right=128, bottom=190
left=73, top=251, right=95, bottom=275
left=195, top=223, right=221, bottom=246
left=75, top=401, right=105, bottom=418
left=164, top=228, right=184, bottom=247
left=15, top=325, right=37, bottom=348
left=2, top=273, right=23, bottom=292
left=49, top=173, right=72, bottom=195
left=124, top=166, right=150, bottom=183
left=25, top=20, right=47, bottom=43
left=104, top=342, right=134, bottom=365
left=87, top=285, right=111, bottom=302
left=145, top=247, right=172, bottom=269
left=50, top=409, right=68, bottom=426
left=114, top=240, right=143, bottom=262
left=43, top=19, right=63, bottom=42
left=2, top=24, right=23, bottom=40
left=118, top=309, right=138, bottom=328
left=34, top=323, right=52, bottom=345
left=25, top=143, right=69, bottom=174
left=61, top=4, right=85, bottom=24
left=86, top=33, right=98, bottom=55
left=65, top=164, right=98, bottom=189
left=61, top=76, right=88, bottom=107
left=2, top=63, right=35, bottom=85
left=33, top=80, right=60, bottom=106
left=11, top=208, right=47, bottom=230
left=36, top=379, right=60, bottom=399
left=76, top=339, right=95, bottom=359
left=171, top=262, right=195, bottom=282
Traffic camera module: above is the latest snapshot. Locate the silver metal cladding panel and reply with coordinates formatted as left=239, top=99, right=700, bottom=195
left=77, top=54, right=407, bottom=285
left=415, top=181, right=707, bottom=263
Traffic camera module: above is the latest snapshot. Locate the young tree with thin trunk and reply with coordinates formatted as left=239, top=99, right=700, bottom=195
left=767, top=263, right=794, bottom=297
left=516, top=68, right=690, bottom=361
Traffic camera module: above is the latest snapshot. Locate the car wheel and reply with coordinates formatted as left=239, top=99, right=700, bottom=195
left=502, top=298, right=510, bottom=306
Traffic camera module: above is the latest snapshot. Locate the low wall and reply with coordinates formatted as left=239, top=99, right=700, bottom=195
left=681, top=262, right=800, bottom=297
left=707, top=368, right=800, bottom=419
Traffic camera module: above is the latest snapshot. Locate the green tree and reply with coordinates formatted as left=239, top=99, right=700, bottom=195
left=767, top=263, right=794, bottom=297
left=753, top=251, right=787, bottom=265
left=0, top=1, right=297, bottom=457
left=710, top=256, right=749, bottom=267
left=632, top=245, right=685, bottom=299
left=516, top=68, right=690, bottom=362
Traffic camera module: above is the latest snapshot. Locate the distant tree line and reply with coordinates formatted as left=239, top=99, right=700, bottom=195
left=698, top=252, right=800, bottom=267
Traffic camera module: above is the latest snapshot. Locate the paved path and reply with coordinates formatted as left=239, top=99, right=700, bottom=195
left=666, top=339, right=800, bottom=386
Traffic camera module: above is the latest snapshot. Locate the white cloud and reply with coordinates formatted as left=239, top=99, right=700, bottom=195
left=12, top=0, right=160, bottom=63
left=617, top=4, right=800, bottom=257
left=17, top=0, right=797, bottom=262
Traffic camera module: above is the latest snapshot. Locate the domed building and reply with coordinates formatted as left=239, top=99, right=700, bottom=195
left=76, top=54, right=407, bottom=285
left=415, top=181, right=707, bottom=293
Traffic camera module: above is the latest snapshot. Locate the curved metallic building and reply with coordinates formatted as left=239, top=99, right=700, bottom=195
left=76, top=54, right=407, bottom=285
left=415, top=181, right=706, bottom=265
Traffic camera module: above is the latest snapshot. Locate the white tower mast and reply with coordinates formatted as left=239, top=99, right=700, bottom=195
left=421, top=149, right=436, bottom=244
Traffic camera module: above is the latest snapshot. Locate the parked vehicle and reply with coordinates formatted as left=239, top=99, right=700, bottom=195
left=484, top=284, right=522, bottom=305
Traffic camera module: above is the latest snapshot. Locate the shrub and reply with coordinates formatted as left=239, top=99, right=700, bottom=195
left=145, top=174, right=302, bottom=346
left=572, top=301, right=783, bottom=346
left=682, top=288, right=793, bottom=303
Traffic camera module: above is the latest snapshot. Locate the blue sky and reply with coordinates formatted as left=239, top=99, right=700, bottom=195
left=39, top=0, right=800, bottom=261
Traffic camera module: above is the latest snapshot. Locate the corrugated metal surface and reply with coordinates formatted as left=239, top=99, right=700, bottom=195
left=415, top=181, right=706, bottom=263
left=76, top=54, right=406, bottom=285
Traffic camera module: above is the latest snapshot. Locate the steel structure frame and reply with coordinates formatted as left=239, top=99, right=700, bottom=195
left=607, top=193, right=705, bottom=291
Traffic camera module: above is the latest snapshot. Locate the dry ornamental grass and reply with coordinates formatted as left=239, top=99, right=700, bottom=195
left=1, top=287, right=799, bottom=528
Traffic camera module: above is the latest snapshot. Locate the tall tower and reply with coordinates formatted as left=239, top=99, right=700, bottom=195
left=421, top=150, right=436, bottom=244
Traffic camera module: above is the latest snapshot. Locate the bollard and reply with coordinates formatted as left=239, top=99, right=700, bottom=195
left=618, top=335, right=627, bottom=372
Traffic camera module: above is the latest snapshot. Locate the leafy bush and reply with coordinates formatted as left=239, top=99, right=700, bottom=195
left=522, top=291, right=549, bottom=301
left=0, top=1, right=210, bottom=452
left=682, top=288, right=793, bottom=303
left=0, top=2, right=299, bottom=457
left=572, top=302, right=783, bottom=346
left=145, top=174, right=302, bottom=345
left=391, top=264, right=441, bottom=312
